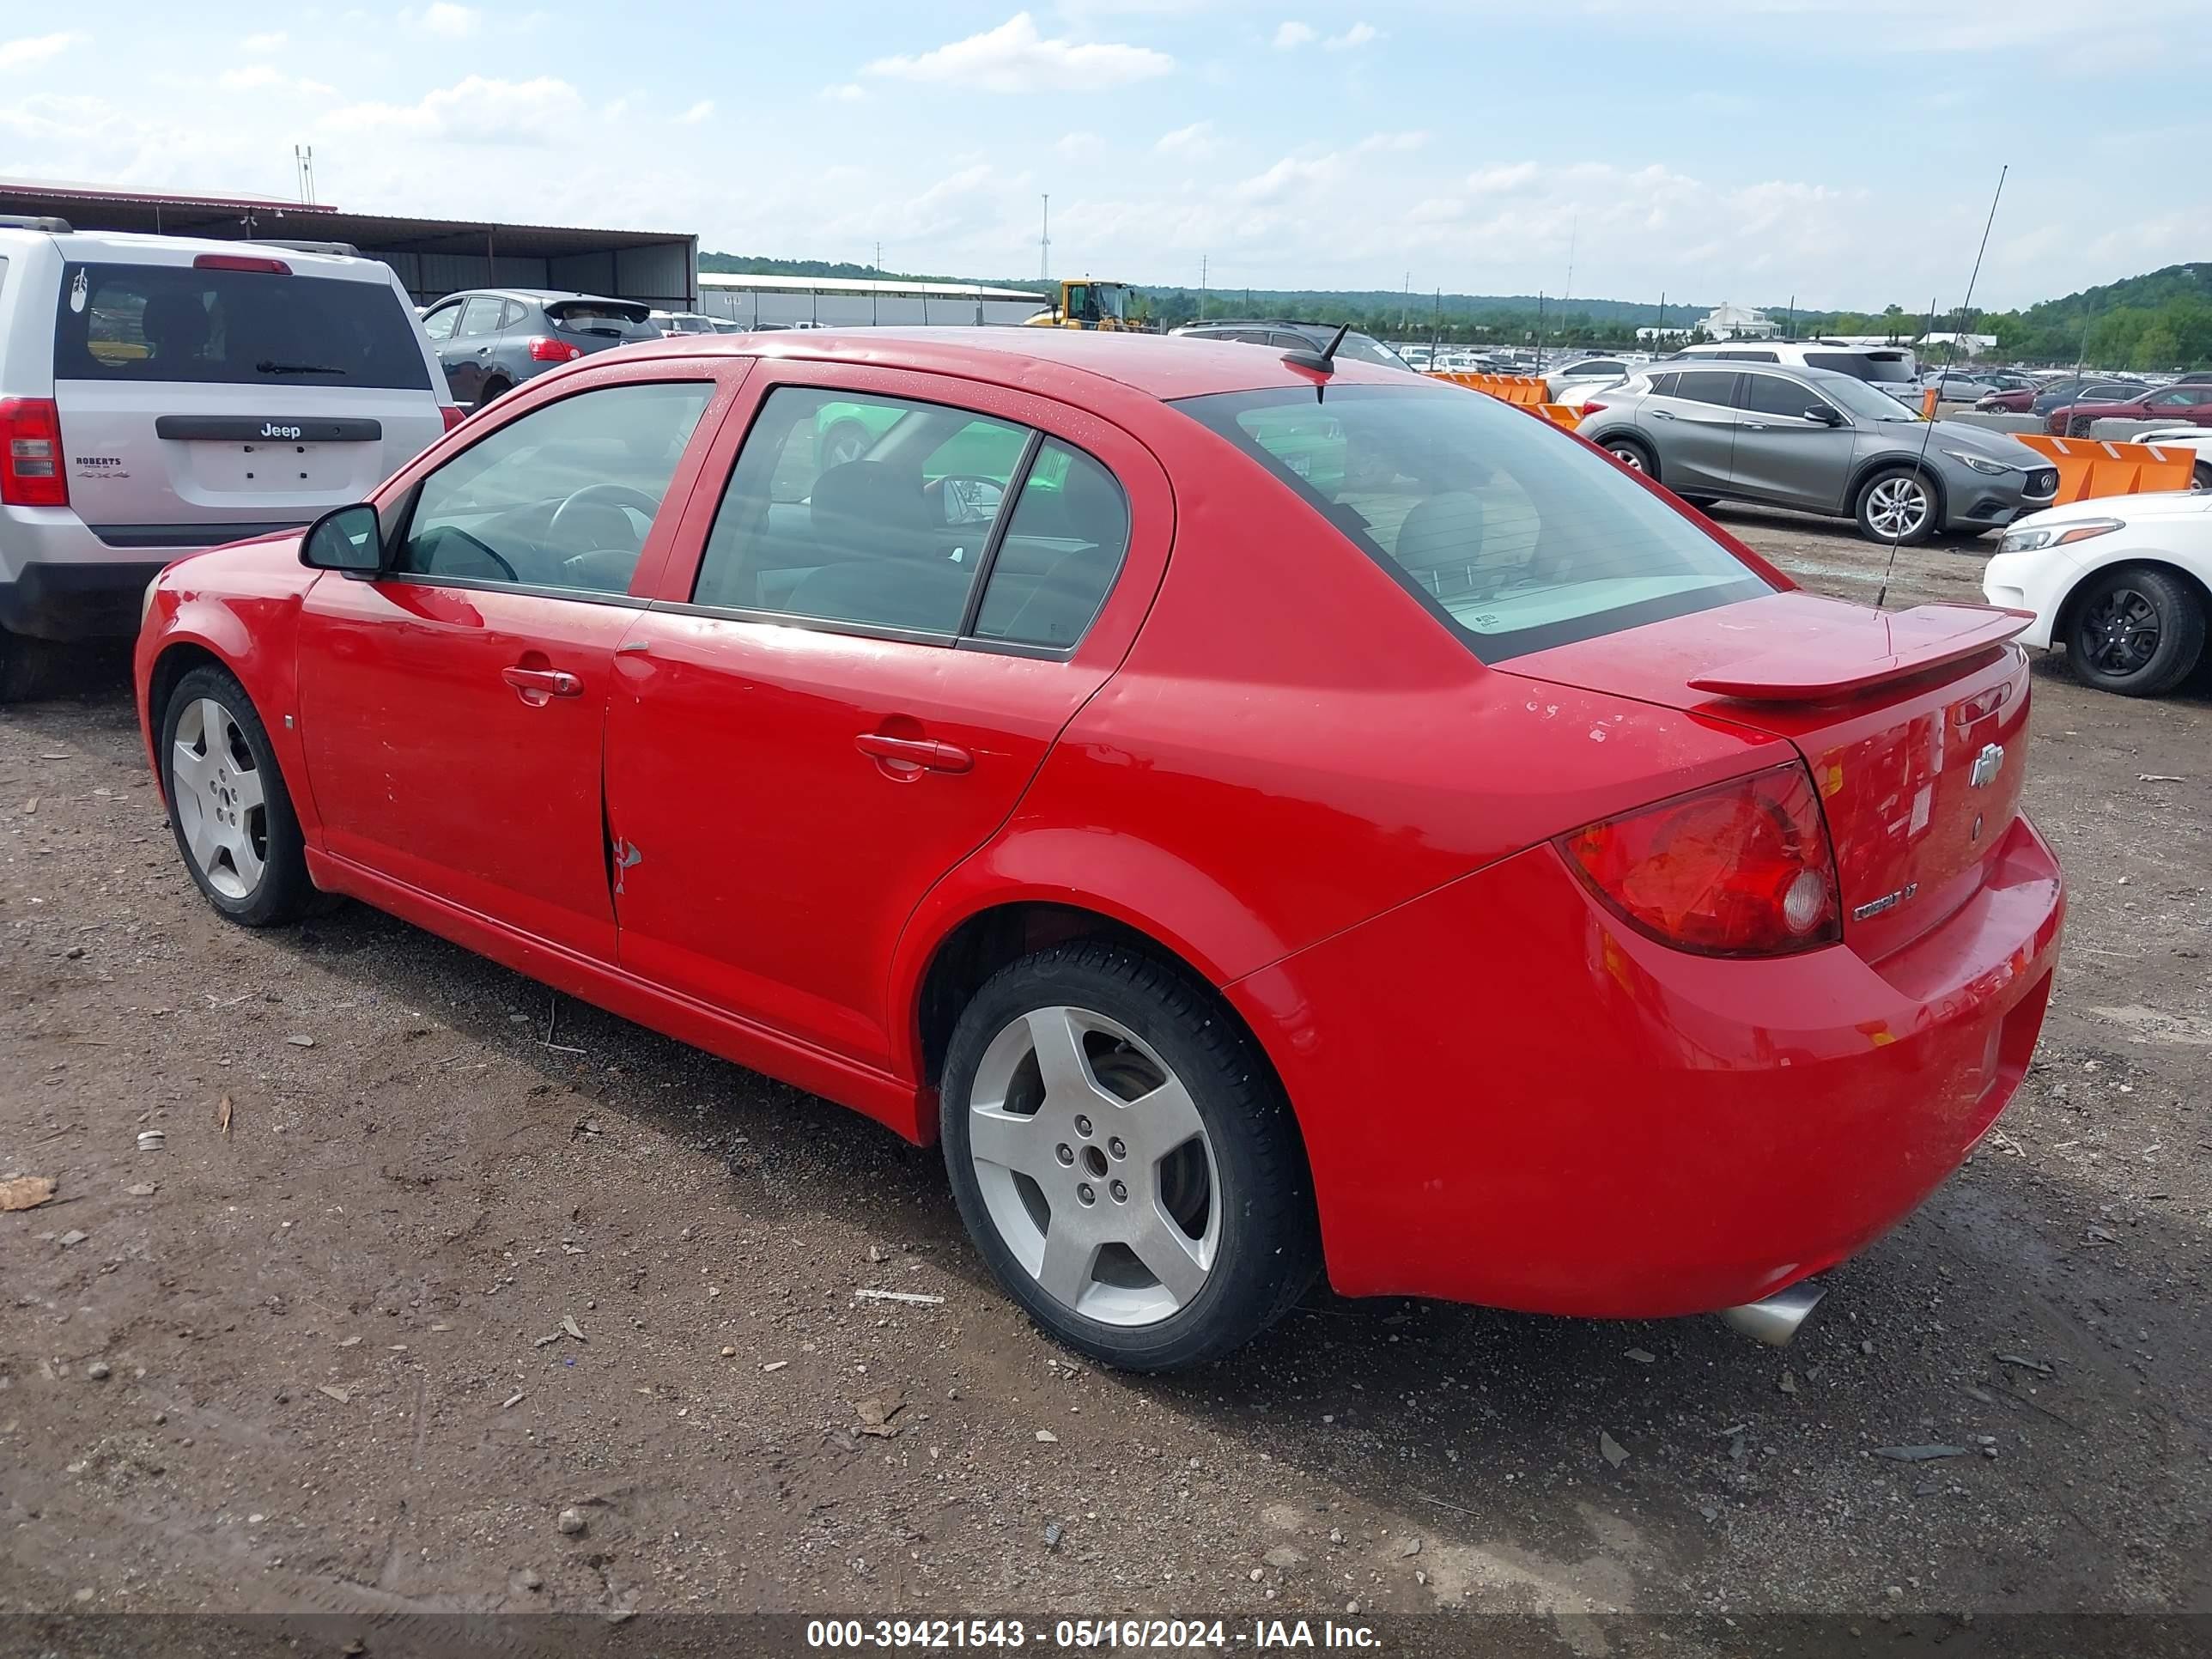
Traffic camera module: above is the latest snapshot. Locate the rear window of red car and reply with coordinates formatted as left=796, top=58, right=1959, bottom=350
left=1177, top=384, right=1771, bottom=661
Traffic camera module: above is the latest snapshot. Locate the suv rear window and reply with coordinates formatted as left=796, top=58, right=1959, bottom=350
left=52, top=262, right=430, bottom=390
left=1802, top=349, right=1914, bottom=384
left=1178, top=384, right=1771, bottom=660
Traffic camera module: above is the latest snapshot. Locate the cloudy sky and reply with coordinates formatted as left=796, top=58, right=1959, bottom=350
left=3, top=3, right=2206, bottom=311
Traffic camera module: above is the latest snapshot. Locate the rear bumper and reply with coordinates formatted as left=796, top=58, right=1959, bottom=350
left=1227, top=817, right=2064, bottom=1317
left=0, top=557, right=171, bottom=641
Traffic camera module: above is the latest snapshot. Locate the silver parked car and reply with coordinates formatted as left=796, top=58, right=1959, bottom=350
left=1576, top=362, right=2060, bottom=544
left=417, top=289, right=660, bottom=411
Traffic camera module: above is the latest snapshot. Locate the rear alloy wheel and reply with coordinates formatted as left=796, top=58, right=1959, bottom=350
left=940, top=942, right=1317, bottom=1371
left=819, top=418, right=871, bottom=471
left=1855, top=466, right=1936, bottom=545
left=2067, top=415, right=2094, bottom=438
left=161, top=665, right=318, bottom=925
left=2067, top=567, right=2206, bottom=697
left=1601, top=437, right=1654, bottom=477
left=2191, top=461, right=2211, bottom=493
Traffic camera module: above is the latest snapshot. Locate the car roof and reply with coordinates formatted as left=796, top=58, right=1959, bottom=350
left=0, top=225, right=391, bottom=281
left=617, top=326, right=1412, bottom=401
left=435, top=288, right=635, bottom=306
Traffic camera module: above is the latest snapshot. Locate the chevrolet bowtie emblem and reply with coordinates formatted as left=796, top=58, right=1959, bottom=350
left=1969, top=743, right=2004, bottom=789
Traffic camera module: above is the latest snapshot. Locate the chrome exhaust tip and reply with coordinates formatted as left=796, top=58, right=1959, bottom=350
left=1718, top=1279, right=1827, bottom=1347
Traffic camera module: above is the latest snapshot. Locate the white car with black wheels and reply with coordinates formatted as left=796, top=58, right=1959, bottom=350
left=1983, top=491, right=2212, bottom=696
left=2131, top=426, right=2212, bottom=491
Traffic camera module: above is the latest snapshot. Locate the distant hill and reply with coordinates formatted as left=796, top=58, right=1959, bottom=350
left=697, top=251, right=2211, bottom=364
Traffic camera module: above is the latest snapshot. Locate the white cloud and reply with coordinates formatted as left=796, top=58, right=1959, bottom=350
left=864, top=13, right=1173, bottom=93
left=1272, top=20, right=1315, bottom=47
left=1466, top=161, right=1540, bottom=194
left=819, top=82, right=867, bottom=102
left=220, top=63, right=336, bottom=96
left=399, top=3, right=482, bottom=39
left=1054, top=129, right=1103, bottom=155
left=1355, top=130, right=1425, bottom=153
left=324, top=75, right=584, bottom=144
left=1237, top=150, right=1346, bottom=203
left=0, top=32, right=82, bottom=70
left=678, top=100, right=714, bottom=124
left=1324, top=21, right=1377, bottom=48
left=240, top=30, right=287, bottom=52
left=1154, top=119, right=1216, bottom=158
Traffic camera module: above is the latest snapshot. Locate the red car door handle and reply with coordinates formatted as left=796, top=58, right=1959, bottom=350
left=502, top=666, right=582, bottom=699
left=855, top=732, right=973, bottom=774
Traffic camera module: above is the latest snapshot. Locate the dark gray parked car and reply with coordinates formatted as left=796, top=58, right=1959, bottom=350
left=418, top=289, right=660, bottom=410
left=1576, top=362, right=2061, bottom=544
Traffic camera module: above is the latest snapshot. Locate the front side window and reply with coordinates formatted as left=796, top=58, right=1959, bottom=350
left=1740, top=374, right=1827, bottom=420
left=52, top=263, right=431, bottom=389
left=421, top=304, right=461, bottom=342
left=1177, top=384, right=1771, bottom=660
left=398, top=380, right=714, bottom=592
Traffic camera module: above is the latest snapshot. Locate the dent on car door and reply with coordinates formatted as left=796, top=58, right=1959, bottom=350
left=601, top=370, right=1160, bottom=1079
left=294, top=375, right=720, bottom=959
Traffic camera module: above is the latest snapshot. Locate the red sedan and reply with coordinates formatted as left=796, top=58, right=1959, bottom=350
left=135, top=330, right=2064, bottom=1370
left=2046, top=384, right=2212, bottom=435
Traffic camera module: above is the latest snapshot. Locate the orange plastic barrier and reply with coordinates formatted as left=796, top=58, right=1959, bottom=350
left=1536, top=404, right=1583, bottom=431
left=1423, top=370, right=1552, bottom=405
left=2005, top=434, right=2197, bottom=506
left=1921, top=386, right=1941, bottom=421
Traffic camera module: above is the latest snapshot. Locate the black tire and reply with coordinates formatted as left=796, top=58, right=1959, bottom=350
left=476, top=377, right=512, bottom=411
left=1853, top=465, right=1939, bottom=545
left=2065, top=567, right=2206, bottom=697
left=939, top=940, right=1320, bottom=1371
left=2066, top=415, right=2094, bottom=438
left=1598, top=434, right=1656, bottom=479
left=1679, top=493, right=1720, bottom=509
left=2191, top=461, right=2211, bottom=492
left=159, top=665, right=318, bottom=926
left=0, top=627, right=57, bottom=704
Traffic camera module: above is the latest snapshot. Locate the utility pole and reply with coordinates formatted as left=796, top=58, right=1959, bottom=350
left=293, top=144, right=315, bottom=204
left=872, top=241, right=881, bottom=326
left=1400, top=270, right=1410, bottom=334
left=1786, top=293, right=1796, bottom=341
left=1657, top=290, right=1666, bottom=342
left=1038, top=195, right=1050, bottom=283
left=1200, top=252, right=1207, bottom=319
left=1536, top=290, right=1546, bottom=367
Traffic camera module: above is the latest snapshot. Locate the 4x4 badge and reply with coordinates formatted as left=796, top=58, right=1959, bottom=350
left=1969, top=743, right=2005, bottom=788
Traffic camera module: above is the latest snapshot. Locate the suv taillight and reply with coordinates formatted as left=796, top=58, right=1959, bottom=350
left=1557, top=763, right=1839, bottom=957
left=528, top=336, right=584, bottom=363
left=1578, top=399, right=1607, bottom=417
left=0, top=398, right=69, bottom=508
left=440, top=405, right=466, bottom=433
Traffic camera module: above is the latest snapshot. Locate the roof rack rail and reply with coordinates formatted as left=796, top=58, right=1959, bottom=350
left=0, top=214, right=74, bottom=233
left=253, top=237, right=362, bottom=258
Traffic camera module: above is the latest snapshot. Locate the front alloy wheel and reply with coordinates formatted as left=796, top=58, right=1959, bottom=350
left=172, top=696, right=269, bottom=901
left=2068, top=568, right=2207, bottom=696
left=1857, top=470, right=1935, bottom=544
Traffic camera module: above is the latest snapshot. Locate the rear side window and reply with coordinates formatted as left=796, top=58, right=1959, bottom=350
left=53, top=263, right=431, bottom=389
left=1178, top=384, right=1770, bottom=661
left=1740, top=374, right=1826, bottom=419
left=973, top=441, right=1129, bottom=649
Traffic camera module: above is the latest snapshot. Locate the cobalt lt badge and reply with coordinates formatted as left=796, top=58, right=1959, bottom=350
left=1969, top=743, right=2005, bottom=789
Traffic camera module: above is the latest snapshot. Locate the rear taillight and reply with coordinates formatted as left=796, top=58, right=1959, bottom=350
left=1579, top=400, right=1607, bottom=416
left=440, top=405, right=465, bottom=433
left=0, top=397, right=69, bottom=508
left=1558, top=763, right=1839, bottom=957
left=528, top=336, right=584, bottom=363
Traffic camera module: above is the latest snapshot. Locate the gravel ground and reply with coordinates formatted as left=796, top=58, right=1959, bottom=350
left=3, top=511, right=2209, bottom=1654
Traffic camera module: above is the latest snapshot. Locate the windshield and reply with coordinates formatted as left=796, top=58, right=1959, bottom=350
left=1820, top=374, right=1922, bottom=422
left=1803, top=349, right=1916, bottom=384
left=1177, top=384, right=1771, bottom=661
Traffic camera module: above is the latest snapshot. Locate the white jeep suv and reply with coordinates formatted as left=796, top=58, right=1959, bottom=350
left=0, top=219, right=457, bottom=697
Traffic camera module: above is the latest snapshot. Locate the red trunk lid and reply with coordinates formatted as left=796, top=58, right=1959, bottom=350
left=1505, top=591, right=2034, bottom=961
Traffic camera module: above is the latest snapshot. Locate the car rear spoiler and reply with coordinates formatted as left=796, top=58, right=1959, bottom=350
left=1687, top=604, right=2033, bottom=702
left=545, top=299, right=653, bottom=325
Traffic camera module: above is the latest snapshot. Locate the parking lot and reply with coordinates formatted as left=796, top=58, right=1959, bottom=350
left=3, top=509, right=2208, bottom=1648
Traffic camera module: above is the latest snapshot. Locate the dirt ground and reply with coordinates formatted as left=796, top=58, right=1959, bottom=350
left=4, top=511, right=2209, bottom=1656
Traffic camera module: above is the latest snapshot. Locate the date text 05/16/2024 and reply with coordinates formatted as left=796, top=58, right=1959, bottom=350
left=802, top=1619, right=1382, bottom=1649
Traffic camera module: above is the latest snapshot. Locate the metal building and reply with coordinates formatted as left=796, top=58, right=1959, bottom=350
left=697, top=272, right=1045, bottom=330
left=0, top=178, right=697, bottom=310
